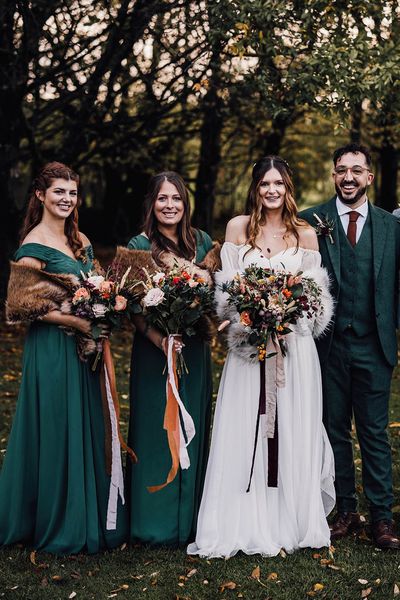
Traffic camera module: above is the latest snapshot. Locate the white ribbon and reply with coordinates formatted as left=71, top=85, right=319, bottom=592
left=166, top=335, right=196, bottom=469
left=104, top=363, right=125, bottom=530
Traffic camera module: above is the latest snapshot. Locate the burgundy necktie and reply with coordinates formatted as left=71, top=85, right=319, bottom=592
left=347, top=211, right=360, bottom=247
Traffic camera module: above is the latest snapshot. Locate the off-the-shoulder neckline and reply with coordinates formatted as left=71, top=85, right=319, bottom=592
left=222, top=241, right=319, bottom=255
left=18, top=242, right=92, bottom=263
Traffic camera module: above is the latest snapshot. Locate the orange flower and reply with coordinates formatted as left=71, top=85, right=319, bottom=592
left=72, top=287, right=90, bottom=303
left=196, top=276, right=205, bottom=284
left=282, top=288, right=292, bottom=299
left=240, top=311, right=252, bottom=326
left=100, top=280, right=113, bottom=299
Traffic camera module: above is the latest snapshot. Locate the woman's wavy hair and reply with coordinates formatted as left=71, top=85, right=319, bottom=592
left=246, top=156, right=306, bottom=251
left=143, top=171, right=197, bottom=264
left=20, top=161, right=84, bottom=260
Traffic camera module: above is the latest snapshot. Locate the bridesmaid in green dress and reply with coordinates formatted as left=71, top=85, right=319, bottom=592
left=127, top=171, right=213, bottom=546
left=0, top=162, right=126, bottom=554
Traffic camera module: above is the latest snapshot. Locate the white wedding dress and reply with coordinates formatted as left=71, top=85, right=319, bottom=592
left=188, top=242, right=335, bottom=558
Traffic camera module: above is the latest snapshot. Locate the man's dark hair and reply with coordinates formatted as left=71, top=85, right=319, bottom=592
left=333, top=143, right=372, bottom=167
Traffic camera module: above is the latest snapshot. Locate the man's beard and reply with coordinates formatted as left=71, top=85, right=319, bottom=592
left=335, top=183, right=367, bottom=205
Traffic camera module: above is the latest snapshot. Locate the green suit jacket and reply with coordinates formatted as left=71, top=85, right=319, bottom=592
left=300, top=197, right=400, bottom=367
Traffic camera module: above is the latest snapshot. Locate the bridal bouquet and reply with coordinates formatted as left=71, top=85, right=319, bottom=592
left=221, top=264, right=323, bottom=361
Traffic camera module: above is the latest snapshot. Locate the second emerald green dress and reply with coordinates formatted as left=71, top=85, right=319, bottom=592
left=126, top=231, right=213, bottom=545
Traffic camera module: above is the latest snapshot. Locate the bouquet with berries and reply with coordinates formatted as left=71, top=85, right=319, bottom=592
left=220, top=264, right=323, bottom=362
left=140, top=263, right=214, bottom=363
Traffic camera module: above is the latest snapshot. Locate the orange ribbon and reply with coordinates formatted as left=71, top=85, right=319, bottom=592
left=100, top=338, right=138, bottom=467
left=147, top=348, right=180, bottom=493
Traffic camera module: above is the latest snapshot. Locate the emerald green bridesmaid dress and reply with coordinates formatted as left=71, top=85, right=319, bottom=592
left=126, top=231, right=213, bottom=545
left=0, top=243, right=127, bottom=554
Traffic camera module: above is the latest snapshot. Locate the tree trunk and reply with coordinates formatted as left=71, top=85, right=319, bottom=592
left=376, top=142, right=398, bottom=212
left=263, top=115, right=288, bottom=155
left=192, top=88, right=223, bottom=235
left=350, top=102, right=362, bottom=143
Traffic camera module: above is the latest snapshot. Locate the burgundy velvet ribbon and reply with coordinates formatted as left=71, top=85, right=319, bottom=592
left=246, top=359, right=279, bottom=492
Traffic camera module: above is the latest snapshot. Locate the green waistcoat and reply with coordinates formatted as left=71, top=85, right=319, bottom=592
left=335, top=213, right=375, bottom=336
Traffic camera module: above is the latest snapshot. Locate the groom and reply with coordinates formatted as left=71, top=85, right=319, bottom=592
left=301, top=143, right=400, bottom=549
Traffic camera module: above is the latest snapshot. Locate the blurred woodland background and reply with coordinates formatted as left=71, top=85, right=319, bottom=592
left=1, top=0, right=399, bottom=291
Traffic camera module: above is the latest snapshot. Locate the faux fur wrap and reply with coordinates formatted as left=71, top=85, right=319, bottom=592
left=215, top=264, right=334, bottom=364
left=6, top=261, right=80, bottom=324
left=6, top=261, right=97, bottom=359
left=112, top=242, right=221, bottom=287
left=111, top=244, right=222, bottom=341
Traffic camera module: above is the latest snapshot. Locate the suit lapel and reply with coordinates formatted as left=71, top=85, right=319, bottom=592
left=319, top=197, right=341, bottom=284
left=369, top=203, right=386, bottom=282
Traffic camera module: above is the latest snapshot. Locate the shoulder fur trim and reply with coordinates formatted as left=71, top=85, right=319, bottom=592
left=112, top=246, right=158, bottom=279
left=113, top=245, right=218, bottom=287
left=301, top=265, right=334, bottom=338
left=6, top=262, right=79, bottom=324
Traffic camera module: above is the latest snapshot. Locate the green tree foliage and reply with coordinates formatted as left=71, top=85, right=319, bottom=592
left=0, top=0, right=399, bottom=284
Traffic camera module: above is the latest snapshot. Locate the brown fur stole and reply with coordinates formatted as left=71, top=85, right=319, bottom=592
left=6, top=261, right=96, bottom=359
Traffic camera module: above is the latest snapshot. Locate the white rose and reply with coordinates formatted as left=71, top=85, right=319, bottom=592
left=87, top=275, right=105, bottom=289
left=188, top=279, right=199, bottom=288
left=92, top=303, right=108, bottom=318
left=152, top=272, right=166, bottom=284
left=143, top=288, right=165, bottom=307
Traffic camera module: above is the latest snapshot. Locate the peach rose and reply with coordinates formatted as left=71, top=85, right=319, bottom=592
left=100, top=280, right=113, bottom=295
left=114, top=295, right=127, bottom=311
left=72, top=287, right=90, bottom=303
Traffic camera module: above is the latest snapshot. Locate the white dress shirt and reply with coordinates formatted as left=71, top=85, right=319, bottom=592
left=336, top=197, right=369, bottom=243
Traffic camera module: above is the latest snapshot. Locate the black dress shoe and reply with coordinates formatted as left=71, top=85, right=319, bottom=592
left=371, top=520, right=400, bottom=550
left=330, top=512, right=363, bottom=540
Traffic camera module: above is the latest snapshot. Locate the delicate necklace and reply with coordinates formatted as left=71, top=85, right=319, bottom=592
left=268, top=228, right=287, bottom=239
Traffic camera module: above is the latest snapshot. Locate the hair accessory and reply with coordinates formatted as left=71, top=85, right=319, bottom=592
left=253, top=156, right=290, bottom=170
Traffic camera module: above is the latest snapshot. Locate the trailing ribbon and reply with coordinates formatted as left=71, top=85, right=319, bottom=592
left=246, top=335, right=285, bottom=492
left=147, top=334, right=196, bottom=493
left=100, top=338, right=137, bottom=529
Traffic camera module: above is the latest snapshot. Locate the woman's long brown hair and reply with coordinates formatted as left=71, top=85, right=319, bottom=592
left=246, top=156, right=307, bottom=252
left=143, top=171, right=197, bottom=264
left=20, top=161, right=85, bottom=260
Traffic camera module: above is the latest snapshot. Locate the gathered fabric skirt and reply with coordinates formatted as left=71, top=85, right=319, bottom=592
left=127, top=332, right=212, bottom=546
left=0, top=322, right=127, bottom=554
left=188, top=331, right=335, bottom=558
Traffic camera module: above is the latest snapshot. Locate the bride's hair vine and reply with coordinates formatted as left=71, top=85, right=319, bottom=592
left=252, top=156, right=292, bottom=177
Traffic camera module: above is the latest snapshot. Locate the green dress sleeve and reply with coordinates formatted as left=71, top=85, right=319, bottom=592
left=14, top=243, right=52, bottom=264
left=195, top=230, right=213, bottom=262
left=127, top=235, right=151, bottom=251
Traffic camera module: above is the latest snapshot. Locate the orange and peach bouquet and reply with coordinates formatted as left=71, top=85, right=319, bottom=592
left=64, top=267, right=141, bottom=365
left=140, top=263, right=214, bottom=343
left=221, top=264, right=323, bottom=361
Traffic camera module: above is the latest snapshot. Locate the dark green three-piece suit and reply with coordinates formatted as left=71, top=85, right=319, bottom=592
left=301, top=197, right=400, bottom=522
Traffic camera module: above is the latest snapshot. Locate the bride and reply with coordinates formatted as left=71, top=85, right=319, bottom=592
left=188, top=156, right=335, bottom=558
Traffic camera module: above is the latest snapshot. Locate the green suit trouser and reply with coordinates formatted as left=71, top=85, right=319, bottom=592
left=322, top=328, right=394, bottom=522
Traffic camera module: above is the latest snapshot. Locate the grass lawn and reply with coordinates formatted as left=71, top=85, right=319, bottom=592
left=1, top=321, right=400, bottom=600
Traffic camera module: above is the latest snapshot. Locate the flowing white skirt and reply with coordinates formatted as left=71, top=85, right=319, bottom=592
left=188, top=331, right=335, bottom=558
